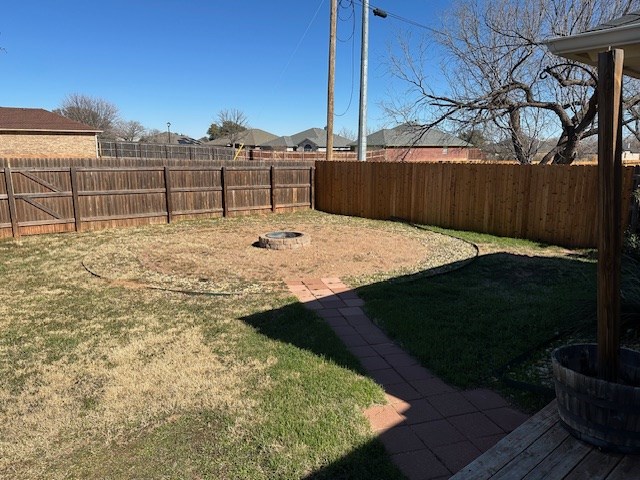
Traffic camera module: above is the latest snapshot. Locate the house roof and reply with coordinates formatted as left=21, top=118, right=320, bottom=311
left=260, top=128, right=352, bottom=149
left=355, top=124, right=470, bottom=148
left=545, top=10, right=640, bottom=78
left=263, top=135, right=295, bottom=148
left=0, top=107, right=101, bottom=133
left=207, top=128, right=278, bottom=146
left=141, top=132, right=201, bottom=145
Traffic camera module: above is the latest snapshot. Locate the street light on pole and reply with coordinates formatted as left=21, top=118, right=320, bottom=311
left=357, top=2, right=386, bottom=161
left=167, top=122, right=171, bottom=144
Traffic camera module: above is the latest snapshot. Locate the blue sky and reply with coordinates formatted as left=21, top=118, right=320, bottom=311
left=1, top=1, right=449, bottom=139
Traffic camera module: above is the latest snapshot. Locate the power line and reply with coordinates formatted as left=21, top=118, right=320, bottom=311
left=256, top=0, right=326, bottom=124
left=337, top=0, right=356, bottom=41
left=351, top=0, right=440, bottom=33
left=336, top=0, right=356, bottom=116
left=277, top=0, right=327, bottom=80
left=336, top=0, right=437, bottom=118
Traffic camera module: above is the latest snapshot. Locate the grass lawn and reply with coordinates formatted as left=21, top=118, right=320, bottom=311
left=356, top=226, right=602, bottom=411
left=0, top=214, right=405, bottom=479
left=5, top=210, right=634, bottom=477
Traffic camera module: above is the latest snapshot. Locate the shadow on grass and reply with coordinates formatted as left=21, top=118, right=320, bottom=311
left=242, top=300, right=367, bottom=374
left=355, top=252, right=597, bottom=389
left=245, top=251, right=597, bottom=389
left=241, top=301, right=406, bottom=479
left=300, top=441, right=403, bottom=480
left=240, top=251, right=601, bottom=478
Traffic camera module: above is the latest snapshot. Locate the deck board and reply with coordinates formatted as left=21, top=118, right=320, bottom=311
left=451, top=403, right=557, bottom=480
left=606, top=456, right=640, bottom=480
left=563, top=449, right=623, bottom=480
left=491, top=422, right=569, bottom=480
left=521, top=435, right=591, bottom=480
left=451, top=400, right=640, bottom=480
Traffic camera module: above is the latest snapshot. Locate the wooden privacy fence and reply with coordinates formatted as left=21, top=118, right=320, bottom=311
left=98, top=141, right=236, bottom=161
left=315, top=161, right=638, bottom=248
left=0, top=165, right=314, bottom=238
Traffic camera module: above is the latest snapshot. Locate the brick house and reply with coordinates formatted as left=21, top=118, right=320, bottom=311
left=0, top=107, right=101, bottom=158
left=355, top=123, right=472, bottom=162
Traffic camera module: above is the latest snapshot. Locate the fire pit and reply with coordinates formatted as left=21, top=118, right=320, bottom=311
left=258, top=231, right=310, bottom=250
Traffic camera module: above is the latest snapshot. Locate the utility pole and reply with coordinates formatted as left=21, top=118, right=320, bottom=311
left=326, top=0, right=337, bottom=161
left=357, top=0, right=369, bottom=161
left=356, top=4, right=386, bottom=161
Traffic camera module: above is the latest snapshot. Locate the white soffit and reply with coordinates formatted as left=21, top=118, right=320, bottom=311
left=546, top=23, right=640, bottom=78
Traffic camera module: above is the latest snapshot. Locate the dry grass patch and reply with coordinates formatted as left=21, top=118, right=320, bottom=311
left=0, top=212, right=413, bottom=479
left=1, top=305, right=268, bottom=477
left=83, top=212, right=476, bottom=293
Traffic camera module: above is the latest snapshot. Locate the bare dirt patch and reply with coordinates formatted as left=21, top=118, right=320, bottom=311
left=83, top=213, right=477, bottom=293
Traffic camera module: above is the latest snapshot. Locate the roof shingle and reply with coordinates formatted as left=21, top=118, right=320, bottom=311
left=356, top=124, right=469, bottom=148
left=207, top=128, right=278, bottom=146
left=261, top=127, right=352, bottom=149
left=0, top=107, right=101, bottom=133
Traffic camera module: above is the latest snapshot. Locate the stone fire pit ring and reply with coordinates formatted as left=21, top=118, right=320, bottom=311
left=258, top=231, right=310, bottom=250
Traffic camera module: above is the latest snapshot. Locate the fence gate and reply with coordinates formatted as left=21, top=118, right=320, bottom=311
left=1, top=168, right=76, bottom=238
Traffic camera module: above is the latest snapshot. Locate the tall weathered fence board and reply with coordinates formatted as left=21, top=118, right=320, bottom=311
left=0, top=165, right=314, bottom=238
left=315, top=161, right=637, bottom=248
left=0, top=157, right=315, bottom=169
left=98, top=141, right=236, bottom=161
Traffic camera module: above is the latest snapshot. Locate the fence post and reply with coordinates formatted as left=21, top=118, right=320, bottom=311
left=114, top=142, right=119, bottom=159
left=164, top=166, right=173, bottom=223
left=310, top=167, right=315, bottom=210
left=165, top=145, right=169, bottom=160
left=221, top=166, right=228, bottom=217
left=4, top=168, right=19, bottom=238
left=70, top=167, right=81, bottom=232
left=270, top=165, right=276, bottom=212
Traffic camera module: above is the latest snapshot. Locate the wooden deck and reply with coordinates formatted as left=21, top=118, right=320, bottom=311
left=451, top=401, right=640, bottom=479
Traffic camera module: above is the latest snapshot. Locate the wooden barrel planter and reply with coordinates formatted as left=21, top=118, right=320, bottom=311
left=552, top=343, right=640, bottom=453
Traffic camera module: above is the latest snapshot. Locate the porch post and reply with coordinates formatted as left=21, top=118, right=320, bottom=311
left=597, top=49, right=624, bottom=381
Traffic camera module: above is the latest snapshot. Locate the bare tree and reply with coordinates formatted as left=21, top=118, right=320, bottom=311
left=385, top=0, right=640, bottom=164
left=139, top=129, right=162, bottom=143
left=54, top=94, right=120, bottom=137
left=337, top=126, right=357, bottom=141
left=113, top=120, right=147, bottom=142
left=207, top=108, right=248, bottom=147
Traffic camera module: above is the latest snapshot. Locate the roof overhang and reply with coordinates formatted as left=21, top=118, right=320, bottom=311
left=546, top=22, right=640, bottom=78
left=0, top=128, right=102, bottom=134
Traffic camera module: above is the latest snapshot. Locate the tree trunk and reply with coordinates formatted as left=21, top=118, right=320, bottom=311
left=539, top=129, right=580, bottom=165
left=509, top=109, right=531, bottom=164
left=553, top=132, right=580, bottom=164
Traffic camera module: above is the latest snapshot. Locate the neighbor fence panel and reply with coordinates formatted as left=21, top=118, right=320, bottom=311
left=314, top=161, right=637, bottom=248
left=98, top=142, right=237, bottom=161
left=0, top=164, right=314, bottom=238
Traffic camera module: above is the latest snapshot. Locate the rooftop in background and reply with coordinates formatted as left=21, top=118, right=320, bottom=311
left=358, top=123, right=470, bottom=148
left=140, top=132, right=202, bottom=145
left=207, top=128, right=278, bottom=147
left=261, top=127, right=352, bottom=149
left=545, top=10, right=640, bottom=78
left=0, top=107, right=101, bottom=133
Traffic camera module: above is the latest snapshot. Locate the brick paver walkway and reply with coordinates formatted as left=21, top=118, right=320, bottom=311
left=286, top=277, right=530, bottom=480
